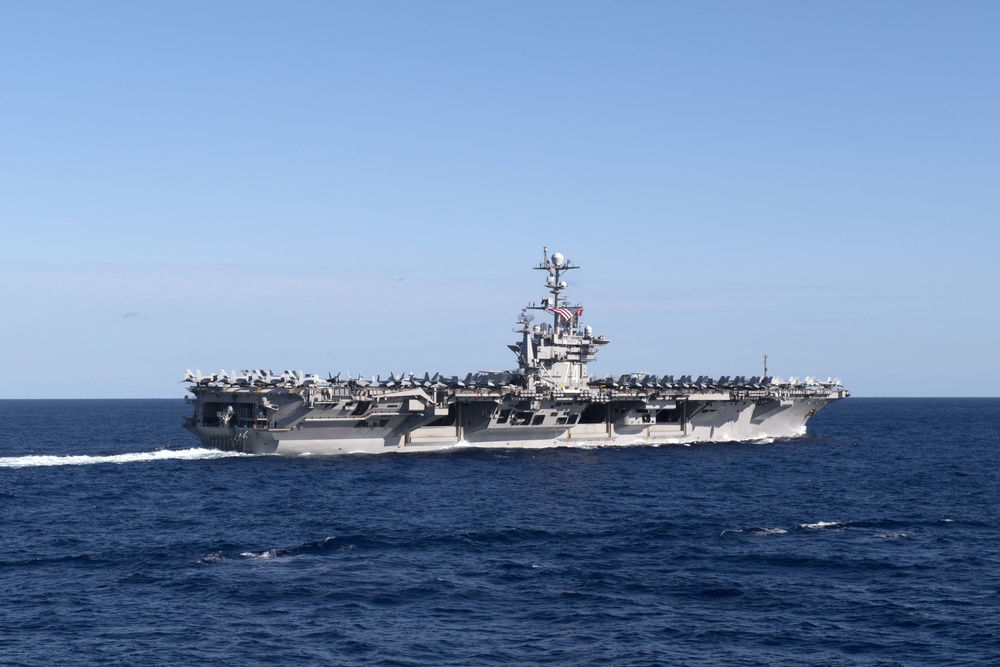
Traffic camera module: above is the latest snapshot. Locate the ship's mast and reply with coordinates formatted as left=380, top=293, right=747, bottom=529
left=511, top=248, right=607, bottom=391
left=534, top=246, right=579, bottom=330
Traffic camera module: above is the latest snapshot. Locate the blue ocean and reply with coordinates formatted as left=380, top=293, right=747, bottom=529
left=2, top=398, right=998, bottom=666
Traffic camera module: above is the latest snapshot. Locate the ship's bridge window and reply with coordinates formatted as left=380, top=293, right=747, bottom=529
left=531, top=414, right=545, bottom=426
left=496, top=409, right=511, bottom=424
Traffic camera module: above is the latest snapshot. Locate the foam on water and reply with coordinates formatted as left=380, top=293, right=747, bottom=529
left=199, top=536, right=355, bottom=564
left=0, top=447, right=248, bottom=468
left=799, top=521, right=844, bottom=530
left=720, top=526, right=789, bottom=537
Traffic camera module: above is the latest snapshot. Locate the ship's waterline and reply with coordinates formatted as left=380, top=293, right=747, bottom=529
left=184, top=249, right=847, bottom=455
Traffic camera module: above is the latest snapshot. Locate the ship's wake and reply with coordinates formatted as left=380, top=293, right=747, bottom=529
left=0, top=448, right=250, bottom=469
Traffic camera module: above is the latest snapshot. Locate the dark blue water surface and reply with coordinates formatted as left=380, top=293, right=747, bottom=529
left=2, top=398, right=999, bottom=666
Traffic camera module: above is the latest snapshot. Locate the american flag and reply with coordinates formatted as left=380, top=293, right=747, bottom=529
left=546, top=307, right=573, bottom=322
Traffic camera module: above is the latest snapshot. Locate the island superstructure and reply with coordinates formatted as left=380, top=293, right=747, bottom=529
left=183, top=249, right=848, bottom=455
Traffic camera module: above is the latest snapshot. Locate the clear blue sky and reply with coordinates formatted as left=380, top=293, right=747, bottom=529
left=2, top=1, right=997, bottom=398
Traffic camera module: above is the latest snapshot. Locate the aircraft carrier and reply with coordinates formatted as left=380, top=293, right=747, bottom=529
left=183, top=249, right=848, bottom=455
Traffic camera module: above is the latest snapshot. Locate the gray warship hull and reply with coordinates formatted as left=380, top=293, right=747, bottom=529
left=184, top=386, right=845, bottom=456
left=184, top=249, right=848, bottom=455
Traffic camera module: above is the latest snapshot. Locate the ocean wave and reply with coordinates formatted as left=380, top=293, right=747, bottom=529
left=200, top=536, right=366, bottom=564
left=0, top=552, right=108, bottom=568
left=0, top=448, right=249, bottom=468
left=720, top=527, right=788, bottom=537
left=799, top=521, right=845, bottom=530
left=799, top=519, right=919, bottom=532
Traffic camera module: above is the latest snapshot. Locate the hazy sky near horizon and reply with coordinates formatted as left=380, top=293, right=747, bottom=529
left=2, top=1, right=998, bottom=398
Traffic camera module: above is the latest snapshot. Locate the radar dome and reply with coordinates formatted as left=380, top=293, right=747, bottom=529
left=551, top=252, right=564, bottom=267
